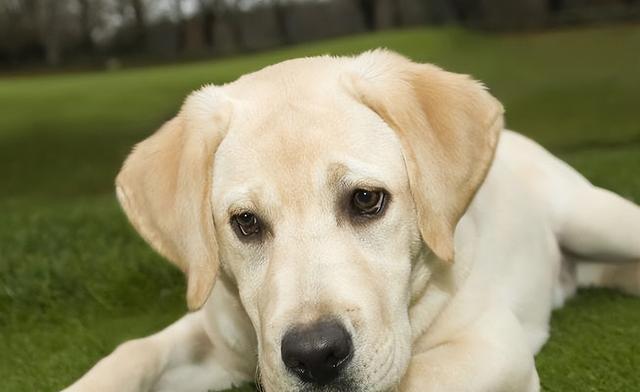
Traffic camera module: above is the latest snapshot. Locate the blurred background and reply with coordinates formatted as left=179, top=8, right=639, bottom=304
left=1, top=1, right=639, bottom=391
left=1, top=0, right=640, bottom=70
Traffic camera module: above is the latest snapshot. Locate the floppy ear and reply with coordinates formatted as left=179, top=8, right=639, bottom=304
left=115, top=87, right=231, bottom=310
left=347, top=50, right=504, bottom=262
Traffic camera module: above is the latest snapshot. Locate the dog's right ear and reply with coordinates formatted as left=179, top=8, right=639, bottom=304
left=115, top=87, right=232, bottom=311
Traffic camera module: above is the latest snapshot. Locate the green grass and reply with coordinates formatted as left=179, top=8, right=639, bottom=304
left=1, top=25, right=639, bottom=391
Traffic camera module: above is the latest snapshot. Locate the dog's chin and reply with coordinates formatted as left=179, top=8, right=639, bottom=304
left=260, top=376, right=357, bottom=392
left=262, top=375, right=396, bottom=392
left=296, top=380, right=359, bottom=392
left=293, top=383, right=393, bottom=392
left=266, top=383, right=364, bottom=392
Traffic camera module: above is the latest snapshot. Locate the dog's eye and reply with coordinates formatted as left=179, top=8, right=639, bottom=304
left=351, top=189, right=386, bottom=216
left=233, top=212, right=261, bottom=237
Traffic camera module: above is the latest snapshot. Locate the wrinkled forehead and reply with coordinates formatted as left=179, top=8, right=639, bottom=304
left=211, top=93, right=407, bottom=211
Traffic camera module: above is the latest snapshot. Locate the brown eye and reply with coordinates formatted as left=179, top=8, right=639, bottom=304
left=351, top=189, right=386, bottom=216
left=233, top=212, right=261, bottom=237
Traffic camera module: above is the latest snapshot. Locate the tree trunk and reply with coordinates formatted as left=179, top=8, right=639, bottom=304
left=373, top=0, right=402, bottom=29
left=391, top=0, right=403, bottom=26
left=174, top=0, right=186, bottom=53
left=130, top=0, right=146, bottom=48
left=273, top=1, right=292, bottom=45
left=43, top=0, right=61, bottom=66
left=358, top=0, right=377, bottom=31
left=78, top=0, right=94, bottom=53
left=198, top=0, right=216, bottom=49
left=226, top=1, right=245, bottom=51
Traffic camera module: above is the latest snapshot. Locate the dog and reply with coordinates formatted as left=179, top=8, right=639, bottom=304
left=63, top=50, right=640, bottom=392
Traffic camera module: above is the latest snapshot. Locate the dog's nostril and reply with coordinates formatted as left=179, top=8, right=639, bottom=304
left=281, top=319, right=353, bottom=385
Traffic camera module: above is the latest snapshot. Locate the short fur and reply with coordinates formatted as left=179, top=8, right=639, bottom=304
left=64, top=50, right=640, bottom=392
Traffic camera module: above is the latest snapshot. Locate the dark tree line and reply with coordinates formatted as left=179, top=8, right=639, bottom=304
left=1, top=0, right=637, bottom=69
left=0, top=0, right=147, bottom=67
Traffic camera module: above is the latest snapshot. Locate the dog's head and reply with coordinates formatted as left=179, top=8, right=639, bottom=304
left=115, top=50, right=503, bottom=392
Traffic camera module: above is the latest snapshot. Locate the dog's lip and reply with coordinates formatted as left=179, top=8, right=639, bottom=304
left=293, top=383, right=358, bottom=392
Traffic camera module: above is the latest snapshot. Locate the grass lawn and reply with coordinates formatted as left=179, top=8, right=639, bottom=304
left=1, top=25, right=639, bottom=392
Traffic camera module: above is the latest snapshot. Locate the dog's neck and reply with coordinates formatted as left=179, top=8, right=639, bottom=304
left=408, top=235, right=475, bottom=345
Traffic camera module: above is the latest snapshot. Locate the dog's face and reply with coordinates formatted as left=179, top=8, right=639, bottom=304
left=115, top=50, right=504, bottom=392
left=211, top=92, right=420, bottom=391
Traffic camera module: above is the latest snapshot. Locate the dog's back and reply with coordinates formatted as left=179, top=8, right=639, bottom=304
left=449, top=130, right=640, bottom=353
left=498, top=130, right=640, bottom=291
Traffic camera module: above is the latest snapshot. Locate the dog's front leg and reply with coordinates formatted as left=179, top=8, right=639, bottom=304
left=62, top=311, right=252, bottom=392
left=399, top=309, right=539, bottom=392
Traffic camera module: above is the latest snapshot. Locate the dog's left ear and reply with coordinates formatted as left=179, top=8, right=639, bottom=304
left=116, top=87, right=232, bottom=310
left=347, top=50, right=504, bottom=262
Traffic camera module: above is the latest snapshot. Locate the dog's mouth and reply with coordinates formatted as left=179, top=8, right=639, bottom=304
left=257, top=370, right=359, bottom=392
left=297, top=380, right=357, bottom=392
left=287, top=383, right=360, bottom=392
left=256, top=322, right=409, bottom=392
left=287, top=381, right=393, bottom=392
left=257, top=344, right=402, bottom=392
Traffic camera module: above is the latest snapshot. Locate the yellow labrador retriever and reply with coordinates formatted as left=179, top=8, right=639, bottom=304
left=64, top=50, right=640, bottom=392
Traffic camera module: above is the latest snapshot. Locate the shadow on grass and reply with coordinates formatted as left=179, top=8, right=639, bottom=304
left=0, top=129, right=146, bottom=199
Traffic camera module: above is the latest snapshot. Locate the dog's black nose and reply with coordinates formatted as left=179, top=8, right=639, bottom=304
left=281, top=319, right=353, bottom=385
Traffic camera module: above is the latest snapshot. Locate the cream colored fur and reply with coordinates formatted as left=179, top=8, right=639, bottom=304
left=63, top=50, right=640, bottom=392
